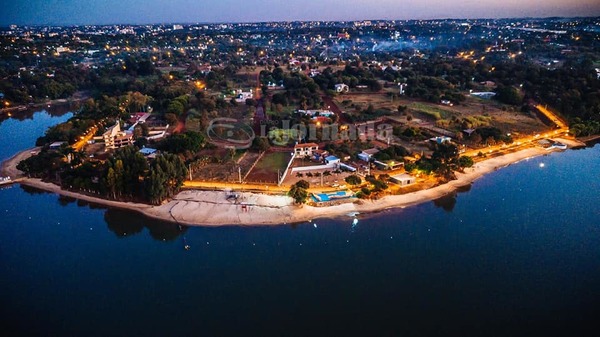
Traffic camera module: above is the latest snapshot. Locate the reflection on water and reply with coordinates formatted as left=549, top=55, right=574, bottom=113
left=433, top=193, right=457, bottom=212
left=104, top=208, right=186, bottom=241
left=432, top=183, right=472, bottom=212
left=20, top=184, right=51, bottom=195
left=23, top=184, right=186, bottom=241
left=57, top=195, right=77, bottom=206
left=456, top=184, right=472, bottom=193
left=0, top=104, right=73, bottom=126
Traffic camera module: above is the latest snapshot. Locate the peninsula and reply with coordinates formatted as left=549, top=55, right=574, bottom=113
left=1, top=18, right=598, bottom=226
left=1, top=136, right=583, bottom=226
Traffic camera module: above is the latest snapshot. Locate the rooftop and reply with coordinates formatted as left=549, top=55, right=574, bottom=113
left=294, top=142, right=319, bottom=148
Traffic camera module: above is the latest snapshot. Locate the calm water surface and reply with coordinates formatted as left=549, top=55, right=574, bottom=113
left=1, top=111, right=599, bottom=336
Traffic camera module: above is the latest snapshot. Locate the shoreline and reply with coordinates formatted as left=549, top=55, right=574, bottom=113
left=1, top=139, right=585, bottom=226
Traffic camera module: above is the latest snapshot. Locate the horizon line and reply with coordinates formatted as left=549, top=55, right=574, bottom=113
left=2, top=15, right=598, bottom=28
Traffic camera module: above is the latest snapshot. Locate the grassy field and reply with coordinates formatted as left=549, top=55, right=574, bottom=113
left=335, top=93, right=547, bottom=134
left=266, top=105, right=296, bottom=116
left=245, top=151, right=292, bottom=183
left=408, top=102, right=457, bottom=120
left=256, top=152, right=290, bottom=170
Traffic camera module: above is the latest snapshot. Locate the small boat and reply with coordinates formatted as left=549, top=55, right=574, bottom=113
left=347, top=211, right=360, bottom=217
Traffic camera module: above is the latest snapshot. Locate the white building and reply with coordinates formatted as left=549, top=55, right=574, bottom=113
left=297, top=109, right=335, bottom=117
left=294, top=143, right=319, bottom=158
left=103, top=121, right=133, bottom=150
left=470, top=92, right=496, bottom=99
left=324, top=155, right=340, bottom=165
left=429, top=136, right=452, bottom=144
left=235, top=89, right=253, bottom=102
left=390, top=173, right=416, bottom=186
left=358, top=148, right=379, bottom=162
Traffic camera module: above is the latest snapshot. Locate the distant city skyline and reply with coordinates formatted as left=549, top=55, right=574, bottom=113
left=2, top=0, right=600, bottom=26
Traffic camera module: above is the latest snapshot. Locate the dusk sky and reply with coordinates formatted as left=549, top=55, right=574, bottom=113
left=2, top=0, right=600, bottom=25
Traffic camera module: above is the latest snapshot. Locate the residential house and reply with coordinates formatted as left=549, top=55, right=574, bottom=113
left=199, top=64, right=212, bottom=75
left=358, top=148, right=379, bottom=162
left=294, top=143, right=319, bottom=158
left=324, top=155, right=340, bottom=165
left=309, top=69, right=321, bottom=77
left=390, top=173, right=416, bottom=186
left=235, top=89, right=253, bottom=102
left=429, top=136, right=452, bottom=144
left=312, top=149, right=329, bottom=162
left=49, top=141, right=66, bottom=150
left=374, top=160, right=404, bottom=170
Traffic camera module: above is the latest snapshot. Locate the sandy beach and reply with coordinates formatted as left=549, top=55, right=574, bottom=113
left=1, top=138, right=584, bottom=226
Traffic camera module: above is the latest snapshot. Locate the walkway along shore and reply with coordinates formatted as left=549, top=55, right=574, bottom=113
left=0, top=138, right=585, bottom=226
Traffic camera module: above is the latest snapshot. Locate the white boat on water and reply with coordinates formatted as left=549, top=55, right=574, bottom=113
left=547, top=142, right=568, bottom=150
left=552, top=142, right=568, bottom=150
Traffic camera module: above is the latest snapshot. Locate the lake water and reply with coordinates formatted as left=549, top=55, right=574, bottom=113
left=1, top=111, right=599, bottom=336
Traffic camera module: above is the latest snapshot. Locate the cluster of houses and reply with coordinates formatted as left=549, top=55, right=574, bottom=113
left=297, top=109, right=335, bottom=124
left=291, top=142, right=416, bottom=187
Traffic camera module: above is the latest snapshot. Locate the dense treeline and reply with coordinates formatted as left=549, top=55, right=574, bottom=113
left=476, top=57, right=600, bottom=136
left=260, top=67, right=322, bottom=110
left=405, top=142, right=472, bottom=180
left=18, top=145, right=188, bottom=205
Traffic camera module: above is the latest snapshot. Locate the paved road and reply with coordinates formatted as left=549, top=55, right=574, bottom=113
left=72, top=126, right=98, bottom=151
left=183, top=180, right=343, bottom=194
left=535, top=104, right=568, bottom=129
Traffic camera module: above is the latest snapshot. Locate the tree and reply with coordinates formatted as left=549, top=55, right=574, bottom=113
left=122, top=91, right=152, bottom=113
left=113, top=159, right=125, bottom=197
left=458, top=156, right=474, bottom=168
left=345, top=175, right=362, bottom=186
left=495, top=86, right=523, bottom=106
left=144, top=154, right=188, bottom=205
left=288, top=180, right=310, bottom=204
left=431, top=142, right=459, bottom=179
left=164, top=113, right=178, bottom=125
left=167, top=100, right=185, bottom=116
left=158, top=131, right=204, bottom=154
left=470, top=132, right=482, bottom=145
left=252, top=137, right=270, bottom=152
left=295, top=179, right=310, bottom=189
left=106, top=167, right=117, bottom=199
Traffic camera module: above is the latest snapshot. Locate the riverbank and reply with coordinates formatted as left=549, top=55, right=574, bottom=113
left=3, top=140, right=582, bottom=226
left=0, top=91, right=89, bottom=115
